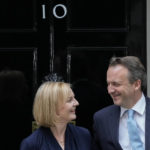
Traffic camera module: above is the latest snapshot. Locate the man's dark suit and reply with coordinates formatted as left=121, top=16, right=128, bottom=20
left=93, top=97, right=150, bottom=150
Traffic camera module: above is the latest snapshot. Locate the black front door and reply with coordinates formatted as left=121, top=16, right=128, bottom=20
left=0, top=0, right=146, bottom=148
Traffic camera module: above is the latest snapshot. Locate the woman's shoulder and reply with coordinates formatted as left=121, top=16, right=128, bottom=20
left=68, top=123, right=92, bottom=150
left=68, top=123, right=91, bottom=137
left=23, top=127, right=44, bottom=140
left=20, top=127, right=47, bottom=150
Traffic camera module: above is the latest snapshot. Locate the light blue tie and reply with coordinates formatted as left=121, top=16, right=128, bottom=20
left=127, top=109, right=144, bottom=150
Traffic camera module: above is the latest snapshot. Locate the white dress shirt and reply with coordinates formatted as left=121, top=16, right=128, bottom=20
left=119, top=93, right=146, bottom=150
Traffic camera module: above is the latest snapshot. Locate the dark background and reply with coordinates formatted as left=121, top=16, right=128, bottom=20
left=0, top=0, right=146, bottom=149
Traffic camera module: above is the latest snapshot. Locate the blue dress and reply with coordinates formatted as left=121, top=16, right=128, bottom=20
left=20, top=123, right=92, bottom=150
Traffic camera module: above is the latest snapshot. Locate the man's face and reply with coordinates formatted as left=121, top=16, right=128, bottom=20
left=107, top=65, right=138, bottom=108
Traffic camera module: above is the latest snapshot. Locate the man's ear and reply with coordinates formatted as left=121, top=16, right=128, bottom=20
left=134, top=79, right=141, bottom=90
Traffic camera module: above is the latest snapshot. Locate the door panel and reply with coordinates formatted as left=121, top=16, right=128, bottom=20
left=0, top=47, right=37, bottom=149
left=0, top=0, right=37, bottom=32
left=66, top=0, right=129, bottom=31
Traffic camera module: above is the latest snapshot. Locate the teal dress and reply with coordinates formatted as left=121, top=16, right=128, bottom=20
left=20, top=123, right=92, bottom=150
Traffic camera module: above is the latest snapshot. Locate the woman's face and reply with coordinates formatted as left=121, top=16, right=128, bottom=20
left=57, top=88, right=79, bottom=123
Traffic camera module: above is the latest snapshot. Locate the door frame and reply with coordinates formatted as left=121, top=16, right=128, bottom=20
left=147, top=0, right=150, bottom=96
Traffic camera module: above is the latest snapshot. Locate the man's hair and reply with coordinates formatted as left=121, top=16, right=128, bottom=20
left=109, top=56, right=147, bottom=91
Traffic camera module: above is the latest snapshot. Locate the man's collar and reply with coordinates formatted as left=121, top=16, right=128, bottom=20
left=120, top=93, right=146, bottom=117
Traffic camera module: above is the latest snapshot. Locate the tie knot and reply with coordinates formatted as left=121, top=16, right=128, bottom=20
left=128, top=109, right=134, bottom=118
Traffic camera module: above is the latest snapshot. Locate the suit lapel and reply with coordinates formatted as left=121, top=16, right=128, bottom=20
left=107, top=97, right=150, bottom=150
left=109, top=106, right=123, bottom=150
left=145, top=97, right=150, bottom=150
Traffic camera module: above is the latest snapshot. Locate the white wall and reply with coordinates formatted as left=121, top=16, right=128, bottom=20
left=147, top=0, right=150, bottom=96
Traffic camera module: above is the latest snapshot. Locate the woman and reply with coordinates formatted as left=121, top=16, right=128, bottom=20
left=20, top=81, right=92, bottom=150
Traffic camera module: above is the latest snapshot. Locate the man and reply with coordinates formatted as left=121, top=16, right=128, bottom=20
left=93, top=56, right=150, bottom=150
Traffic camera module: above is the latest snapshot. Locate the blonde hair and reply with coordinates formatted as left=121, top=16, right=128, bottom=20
left=33, top=81, right=71, bottom=127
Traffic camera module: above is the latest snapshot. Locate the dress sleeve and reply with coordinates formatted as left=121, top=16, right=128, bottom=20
left=20, top=139, right=33, bottom=150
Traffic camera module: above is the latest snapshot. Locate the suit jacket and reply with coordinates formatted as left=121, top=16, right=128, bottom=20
left=93, top=97, right=150, bottom=150
left=20, top=123, right=92, bottom=150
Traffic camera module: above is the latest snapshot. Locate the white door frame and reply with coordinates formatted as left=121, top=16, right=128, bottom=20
left=147, top=0, right=150, bottom=96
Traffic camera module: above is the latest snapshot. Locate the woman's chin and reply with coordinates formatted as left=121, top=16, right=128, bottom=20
left=70, top=114, right=77, bottom=121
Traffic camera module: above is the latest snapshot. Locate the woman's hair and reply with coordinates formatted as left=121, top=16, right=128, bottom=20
left=109, top=56, right=147, bottom=91
left=33, top=81, right=71, bottom=127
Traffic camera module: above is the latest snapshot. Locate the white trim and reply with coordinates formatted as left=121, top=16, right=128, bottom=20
left=42, top=5, right=46, bottom=19
left=147, top=0, right=150, bottom=96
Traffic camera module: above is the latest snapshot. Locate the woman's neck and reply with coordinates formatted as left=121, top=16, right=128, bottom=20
left=50, top=123, right=67, bottom=150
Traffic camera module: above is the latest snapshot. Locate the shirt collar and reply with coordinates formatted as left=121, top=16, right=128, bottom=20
left=132, top=93, right=145, bottom=115
left=120, top=93, right=146, bottom=117
left=120, top=107, right=128, bottom=118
